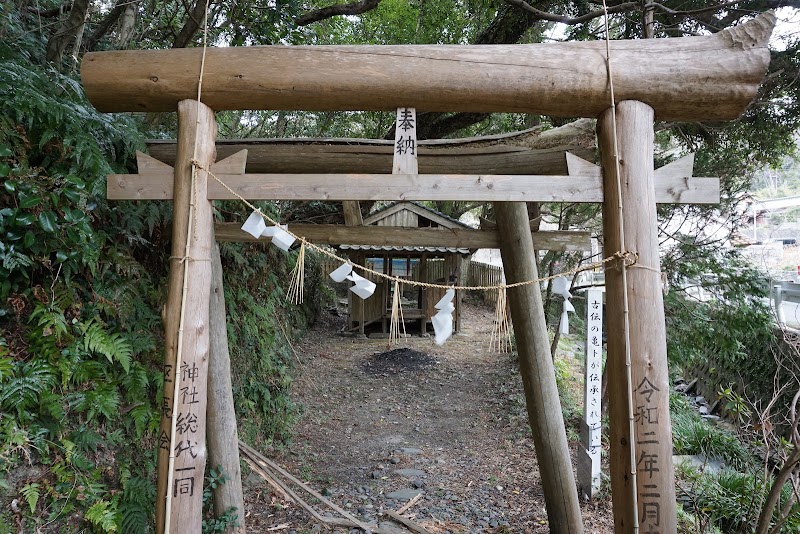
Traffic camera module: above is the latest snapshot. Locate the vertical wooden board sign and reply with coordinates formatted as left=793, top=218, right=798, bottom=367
left=393, top=107, right=418, bottom=174
left=579, top=287, right=603, bottom=499
left=156, top=99, right=217, bottom=534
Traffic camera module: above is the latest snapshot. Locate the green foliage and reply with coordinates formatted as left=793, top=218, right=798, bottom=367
left=0, top=14, right=163, bottom=532
left=671, top=393, right=754, bottom=471
left=222, top=238, right=323, bottom=444
left=201, top=465, right=239, bottom=534
left=20, top=482, right=40, bottom=514
left=86, top=500, right=119, bottom=533
left=81, top=318, right=133, bottom=373
left=677, top=463, right=800, bottom=534
left=120, top=475, right=155, bottom=534
left=664, top=247, right=778, bottom=391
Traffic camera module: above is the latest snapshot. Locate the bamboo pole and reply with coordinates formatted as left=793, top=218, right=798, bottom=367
left=208, top=242, right=245, bottom=532
left=494, top=201, right=584, bottom=533
left=156, top=99, right=217, bottom=534
left=598, top=100, right=677, bottom=533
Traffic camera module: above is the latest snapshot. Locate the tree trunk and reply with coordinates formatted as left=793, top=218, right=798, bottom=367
left=46, top=0, right=90, bottom=64
left=495, top=201, right=584, bottom=534
left=208, top=242, right=245, bottom=533
left=173, top=0, right=214, bottom=49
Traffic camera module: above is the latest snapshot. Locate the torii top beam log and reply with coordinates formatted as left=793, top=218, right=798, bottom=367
left=81, top=13, right=774, bottom=120
left=145, top=120, right=597, bottom=176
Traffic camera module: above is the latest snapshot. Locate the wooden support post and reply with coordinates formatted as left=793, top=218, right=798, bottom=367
left=156, top=99, right=217, bottom=534
left=598, top=101, right=677, bottom=533
left=455, top=254, right=464, bottom=333
left=495, top=202, right=584, bottom=534
left=208, top=242, right=245, bottom=532
left=342, top=201, right=363, bottom=226
left=419, top=253, right=428, bottom=333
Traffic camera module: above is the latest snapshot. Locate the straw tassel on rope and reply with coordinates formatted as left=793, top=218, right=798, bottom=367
left=389, top=279, right=406, bottom=345
left=490, top=287, right=512, bottom=353
left=286, top=241, right=305, bottom=304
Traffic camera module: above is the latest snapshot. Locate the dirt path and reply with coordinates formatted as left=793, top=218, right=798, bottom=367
left=244, top=302, right=614, bottom=533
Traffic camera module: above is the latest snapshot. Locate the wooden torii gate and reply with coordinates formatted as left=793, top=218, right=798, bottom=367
left=81, top=12, right=775, bottom=534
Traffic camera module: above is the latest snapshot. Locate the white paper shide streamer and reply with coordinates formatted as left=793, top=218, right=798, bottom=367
left=346, top=271, right=376, bottom=300
left=551, top=275, right=574, bottom=335
left=328, top=262, right=353, bottom=283
left=240, top=210, right=296, bottom=251
left=432, top=288, right=455, bottom=345
left=327, top=262, right=376, bottom=300
left=241, top=211, right=266, bottom=238
left=262, top=224, right=295, bottom=251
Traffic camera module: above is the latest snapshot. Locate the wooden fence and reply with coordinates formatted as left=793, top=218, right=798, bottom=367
left=465, top=261, right=503, bottom=304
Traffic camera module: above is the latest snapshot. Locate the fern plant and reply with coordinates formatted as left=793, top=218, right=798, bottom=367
left=0, top=360, right=56, bottom=423
left=81, top=319, right=133, bottom=373
left=86, top=500, right=119, bottom=533
left=20, top=482, right=40, bottom=514
left=119, top=474, right=155, bottom=534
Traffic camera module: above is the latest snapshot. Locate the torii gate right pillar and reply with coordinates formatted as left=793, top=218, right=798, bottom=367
left=599, top=100, right=677, bottom=534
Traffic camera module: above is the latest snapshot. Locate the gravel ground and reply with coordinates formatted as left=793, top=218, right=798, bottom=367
left=242, top=301, right=614, bottom=533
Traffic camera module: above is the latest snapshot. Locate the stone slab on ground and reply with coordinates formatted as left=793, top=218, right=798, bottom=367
left=378, top=521, right=410, bottom=534
left=674, top=454, right=725, bottom=474
left=393, top=468, right=426, bottom=478
left=386, top=488, right=423, bottom=501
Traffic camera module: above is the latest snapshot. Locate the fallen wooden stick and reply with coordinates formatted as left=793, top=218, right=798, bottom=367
left=396, top=493, right=422, bottom=515
left=240, top=454, right=290, bottom=501
left=385, top=511, right=434, bottom=534
left=240, top=451, right=329, bottom=525
left=239, top=441, right=384, bottom=533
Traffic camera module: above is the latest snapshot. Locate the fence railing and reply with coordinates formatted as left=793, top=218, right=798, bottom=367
left=466, top=261, right=503, bottom=303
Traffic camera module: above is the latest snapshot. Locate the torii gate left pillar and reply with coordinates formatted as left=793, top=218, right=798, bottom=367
left=156, top=100, right=216, bottom=533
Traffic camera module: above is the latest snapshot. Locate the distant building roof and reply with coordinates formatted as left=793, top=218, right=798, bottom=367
left=340, top=244, right=470, bottom=254
left=341, top=201, right=472, bottom=254
left=363, top=201, right=473, bottom=229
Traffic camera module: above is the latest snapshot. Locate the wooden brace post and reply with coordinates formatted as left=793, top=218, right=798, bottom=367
left=495, top=201, right=584, bottom=534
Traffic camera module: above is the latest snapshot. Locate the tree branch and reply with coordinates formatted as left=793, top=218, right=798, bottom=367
left=26, top=2, right=70, bottom=18
left=173, top=0, right=214, bottom=49
left=504, top=0, right=799, bottom=29
left=503, top=0, right=640, bottom=26
left=46, top=0, right=90, bottom=64
left=295, top=0, right=382, bottom=26
left=83, top=0, right=136, bottom=53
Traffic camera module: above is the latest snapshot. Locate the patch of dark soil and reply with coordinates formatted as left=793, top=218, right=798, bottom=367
left=361, top=347, right=437, bottom=375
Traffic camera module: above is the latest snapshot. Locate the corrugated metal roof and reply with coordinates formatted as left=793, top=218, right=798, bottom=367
left=340, top=244, right=470, bottom=254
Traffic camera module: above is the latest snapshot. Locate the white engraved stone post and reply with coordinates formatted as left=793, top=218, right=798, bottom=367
left=578, top=287, right=604, bottom=499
